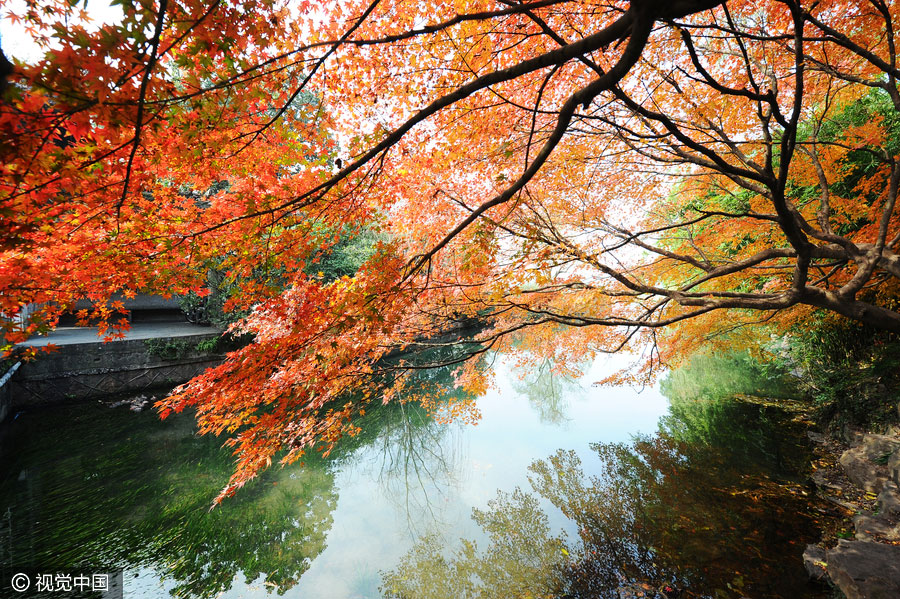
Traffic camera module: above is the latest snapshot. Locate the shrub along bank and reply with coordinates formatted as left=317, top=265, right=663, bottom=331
left=781, top=316, right=900, bottom=433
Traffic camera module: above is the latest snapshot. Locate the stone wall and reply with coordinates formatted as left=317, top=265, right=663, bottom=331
left=8, top=334, right=222, bottom=410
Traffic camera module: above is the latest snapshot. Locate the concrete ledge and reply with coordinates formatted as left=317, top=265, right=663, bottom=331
left=10, top=332, right=223, bottom=408
left=17, top=323, right=218, bottom=347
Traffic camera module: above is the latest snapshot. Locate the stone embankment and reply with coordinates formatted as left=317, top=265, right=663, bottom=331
left=1, top=323, right=222, bottom=422
left=804, top=426, right=900, bottom=599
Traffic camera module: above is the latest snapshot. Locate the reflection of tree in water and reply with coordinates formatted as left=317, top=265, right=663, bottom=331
left=658, top=351, right=807, bottom=479
left=382, top=355, right=824, bottom=599
left=382, top=488, right=566, bottom=599
left=510, top=358, right=580, bottom=425
left=130, top=461, right=337, bottom=597
left=661, top=351, right=797, bottom=409
left=360, top=401, right=465, bottom=532
left=1, top=346, right=479, bottom=599
left=350, top=347, right=478, bottom=533
left=0, top=405, right=337, bottom=598
left=549, top=426, right=819, bottom=599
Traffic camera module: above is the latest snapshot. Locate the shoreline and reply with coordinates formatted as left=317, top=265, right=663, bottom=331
left=802, top=420, right=900, bottom=598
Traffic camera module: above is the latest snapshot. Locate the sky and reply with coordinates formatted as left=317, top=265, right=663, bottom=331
left=0, top=0, right=123, bottom=63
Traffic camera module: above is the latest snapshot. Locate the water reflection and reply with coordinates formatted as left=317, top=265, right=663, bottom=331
left=0, top=361, right=476, bottom=598
left=382, top=487, right=566, bottom=599
left=367, top=402, right=465, bottom=531
left=510, top=358, right=579, bottom=426
left=1, top=351, right=827, bottom=599
left=0, top=404, right=337, bottom=598
left=382, top=352, right=826, bottom=599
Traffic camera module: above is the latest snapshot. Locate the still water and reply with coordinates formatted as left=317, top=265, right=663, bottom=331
left=0, top=353, right=828, bottom=599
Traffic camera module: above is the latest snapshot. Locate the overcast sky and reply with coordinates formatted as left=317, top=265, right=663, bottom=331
left=1, top=0, right=124, bottom=63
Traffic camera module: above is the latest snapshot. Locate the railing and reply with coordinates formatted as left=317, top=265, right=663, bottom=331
left=0, top=361, right=22, bottom=424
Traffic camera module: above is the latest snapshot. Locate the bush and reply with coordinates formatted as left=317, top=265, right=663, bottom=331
left=784, top=315, right=900, bottom=431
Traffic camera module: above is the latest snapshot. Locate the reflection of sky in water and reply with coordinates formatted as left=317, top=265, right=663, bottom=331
left=148, top=355, right=668, bottom=599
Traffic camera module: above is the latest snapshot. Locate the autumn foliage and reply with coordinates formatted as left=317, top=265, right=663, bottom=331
left=4, top=0, right=900, bottom=497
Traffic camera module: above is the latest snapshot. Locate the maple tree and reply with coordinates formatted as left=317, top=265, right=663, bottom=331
left=4, top=0, right=900, bottom=497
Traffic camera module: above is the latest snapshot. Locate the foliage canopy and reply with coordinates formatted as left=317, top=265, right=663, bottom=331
left=4, top=0, right=900, bottom=496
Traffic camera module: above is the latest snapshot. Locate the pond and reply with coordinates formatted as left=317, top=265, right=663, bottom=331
left=0, top=352, right=830, bottom=599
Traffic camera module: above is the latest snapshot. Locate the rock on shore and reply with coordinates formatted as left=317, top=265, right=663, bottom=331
left=826, top=540, right=900, bottom=599
left=809, top=431, right=900, bottom=599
